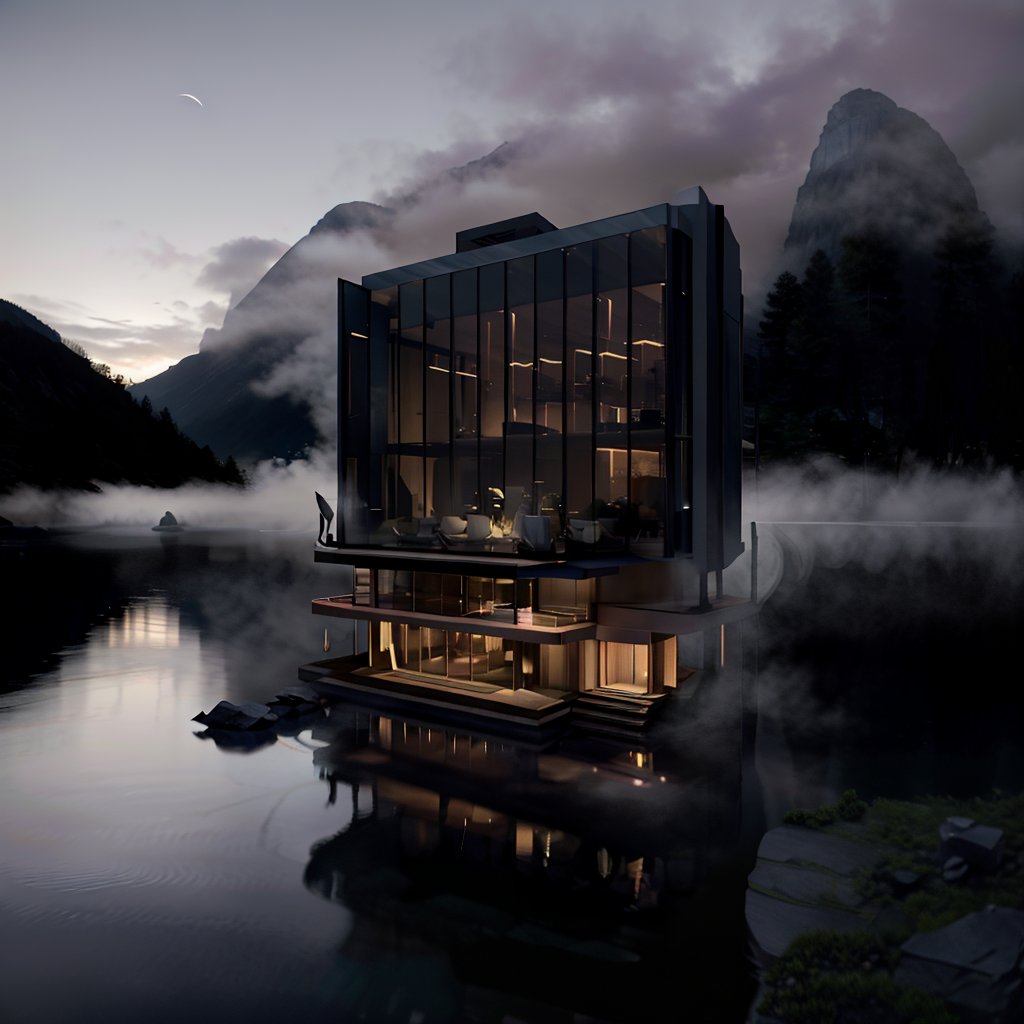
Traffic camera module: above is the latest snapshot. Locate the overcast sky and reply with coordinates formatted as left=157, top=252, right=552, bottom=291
left=2, top=0, right=1021, bottom=382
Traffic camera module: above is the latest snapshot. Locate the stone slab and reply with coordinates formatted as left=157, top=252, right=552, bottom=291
left=901, top=907, right=1024, bottom=977
left=756, top=825, right=890, bottom=877
left=748, top=860, right=864, bottom=908
left=745, top=889, right=870, bottom=960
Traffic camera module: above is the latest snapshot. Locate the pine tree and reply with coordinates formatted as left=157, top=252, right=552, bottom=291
left=758, top=270, right=802, bottom=400
left=838, top=232, right=904, bottom=464
left=929, top=215, right=997, bottom=464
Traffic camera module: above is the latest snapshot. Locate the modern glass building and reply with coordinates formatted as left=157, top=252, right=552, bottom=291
left=311, top=187, right=746, bottom=728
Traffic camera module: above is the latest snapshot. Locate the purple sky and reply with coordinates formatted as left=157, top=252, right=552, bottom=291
left=1, top=0, right=1020, bottom=382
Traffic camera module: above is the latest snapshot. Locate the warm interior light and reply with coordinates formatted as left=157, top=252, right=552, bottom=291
left=351, top=331, right=369, bottom=339
left=509, top=360, right=533, bottom=368
left=428, top=364, right=450, bottom=373
left=539, top=357, right=562, bottom=365
left=455, top=370, right=478, bottom=378
left=633, top=339, right=664, bottom=347
left=598, top=351, right=627, bottom=360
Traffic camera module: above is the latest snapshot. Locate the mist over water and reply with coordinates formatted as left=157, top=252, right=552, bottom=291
left=2, top=461, right=1023, bottom=1022
left=1, top=449, right=336, bottom=531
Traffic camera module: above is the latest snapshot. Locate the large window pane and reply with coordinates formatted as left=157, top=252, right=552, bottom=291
left=565, top=244, right=593, bottom=519
left=479, top=263, right=504, bottom=439
left=595, top=237, right=628, bottom=533
left=375, top=287, right=399, bottom=445
left=535, top=249, right=563, bottom=528
left=506, top=256, right=534, bottom=510
left=340, top=281, right=370, bottom=544
left=452, top=269, right=478, bottom=441
left=452, top=269, right=478, bottom=512
left=425, top=276, right=451, bottom=445
left=399, top=281, right=424, bottom=445
left=596, top=236, right=628, bottom=433
left=630, top=227, right=666, bottom=425
left=630, top=228, right=667, bottom=552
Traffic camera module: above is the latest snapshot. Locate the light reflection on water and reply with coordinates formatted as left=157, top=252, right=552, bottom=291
left=1, top=530, right=1022, bottom=1024
left=0, top=537, right=364, bottom=1024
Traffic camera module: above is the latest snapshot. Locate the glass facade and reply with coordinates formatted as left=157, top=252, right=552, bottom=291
left=341, top=225, right=682, bottom=557
left=328, top=195, right=743, bottom=710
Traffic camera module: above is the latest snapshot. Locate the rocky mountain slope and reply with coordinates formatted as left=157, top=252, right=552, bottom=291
left=131, top=142, right=518, bottom=463
left=131, top=201, right=394, bottom=463
left=784, top=88, right=990, bottom=273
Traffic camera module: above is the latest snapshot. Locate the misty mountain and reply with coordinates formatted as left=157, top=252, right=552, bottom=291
left=131, top=201, right=394, bottom=463
left=783, top=88, right=991, bottom=273
left=0, top=309, right=243, bottom=493
left=760, top=89, right=1021, bottom=469
left=130, top=142, right=519, bottom=464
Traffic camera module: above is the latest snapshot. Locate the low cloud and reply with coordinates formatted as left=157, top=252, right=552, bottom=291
left=1, top=448, right=337, bottom=532
left=724, top=456, right=1024, bottom=606
left=196, top=236, right=290, bottom=307
left=54, top=0, right=1020, bottom=456
left=416, top=0, right=1024, bottom=295
left=138, top=236, right=197, bottom=271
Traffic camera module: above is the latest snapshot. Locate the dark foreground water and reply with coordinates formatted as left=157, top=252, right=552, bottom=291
left=2, top=527, right=1023, bottom=1024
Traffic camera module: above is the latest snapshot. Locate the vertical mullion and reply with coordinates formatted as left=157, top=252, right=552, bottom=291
left=501, top=263, right=508, bottom=499
left=626, top=234, right=634, bottom=549
left=590, top=250, right=598, bottom=535
left=419, top=284, right=426, bottom=518
left=475, top=269, right=481, bottom=513
left=531, top=258, right=538, bottom=514
left=448, top=274, right=455, bottom=515
left=561, top=248, right=568, bottom=529
left=337, top=280, right=347, bottom=544
left=395, top=287, right=402, bottom=461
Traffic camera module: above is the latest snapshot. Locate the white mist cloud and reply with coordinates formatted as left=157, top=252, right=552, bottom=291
left=1, top=450, right=337, bottom=533
left=196, top=236, right=290, bottom=307
left=724, top=457, right=1024, bottom=603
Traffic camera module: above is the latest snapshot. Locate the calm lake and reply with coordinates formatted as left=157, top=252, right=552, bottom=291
left=2, top=526, right=1022, bottom=1023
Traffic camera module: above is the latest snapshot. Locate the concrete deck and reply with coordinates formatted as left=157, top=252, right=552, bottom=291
left=300, top=656, right=576, bottom=728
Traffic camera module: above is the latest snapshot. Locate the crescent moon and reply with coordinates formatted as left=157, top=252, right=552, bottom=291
left=178, top=93, right=203, bottom=107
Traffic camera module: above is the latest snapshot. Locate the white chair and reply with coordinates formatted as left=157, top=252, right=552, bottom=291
left=438, top=515, right=468, bottom=543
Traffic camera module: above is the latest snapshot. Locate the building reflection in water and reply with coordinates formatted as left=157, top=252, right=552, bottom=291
left=105, top=599, right=181, bottom=649
left=301, top=618, right=761, bottom=1022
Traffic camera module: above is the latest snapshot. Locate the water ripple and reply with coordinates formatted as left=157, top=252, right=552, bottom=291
left=11, top=860, right=279, bottom=895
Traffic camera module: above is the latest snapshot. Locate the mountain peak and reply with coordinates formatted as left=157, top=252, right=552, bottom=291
left=309, top=200, right=393, bottom=239
left=827, top=88, right=898, bottom=122
left=784, top=89, right=987, bottom=271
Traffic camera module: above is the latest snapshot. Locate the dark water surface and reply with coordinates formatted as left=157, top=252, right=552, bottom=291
left=2, top=528, right=1022, bottom=1024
